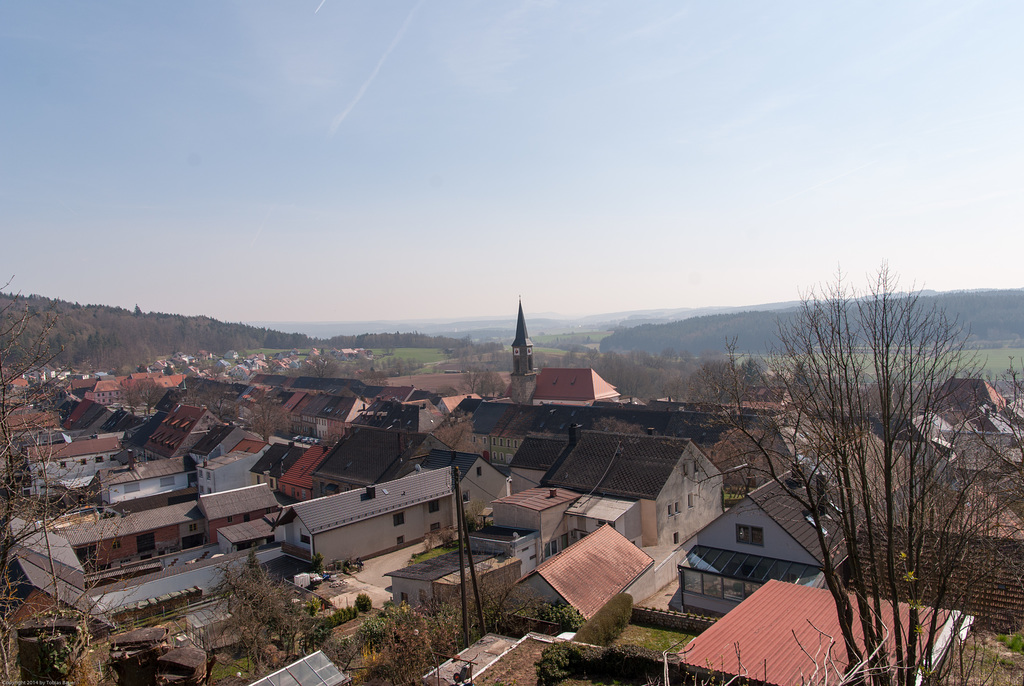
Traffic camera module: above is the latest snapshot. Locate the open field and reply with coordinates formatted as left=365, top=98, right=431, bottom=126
left=531, top=330, right=613, bottom=345
left=974, top=347, right=1024, bottom=378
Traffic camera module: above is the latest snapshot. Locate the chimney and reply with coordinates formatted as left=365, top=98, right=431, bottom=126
left=568, top=423, right=580, bottom=447
left=548, top=488, right=557, bottom=499
left=127, top=450, right=136, bottom=470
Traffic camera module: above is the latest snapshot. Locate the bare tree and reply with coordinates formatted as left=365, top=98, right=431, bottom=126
left=246, top=391, right=288, bottom=442
left=306, top=354, right=339, bottom=379
left=432, top=411, right=476, bottom=452
left=476, top=370, right=505, bottom=398
left=710, top=267, right=1001, bottom=686
left=0, top=290, right=92, bottom=679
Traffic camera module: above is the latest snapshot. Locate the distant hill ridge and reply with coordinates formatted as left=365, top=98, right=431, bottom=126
left=0, top=293, right=467, bottom=370
left=599, top=289, right=1024, bottom=355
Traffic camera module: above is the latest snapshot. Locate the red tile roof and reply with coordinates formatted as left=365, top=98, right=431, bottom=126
left=527, top=524, right=652, bottom=618
left=531, top=368, right=618, bottom=403
left=491, top=487, right=581, bottom=511
left=232, top=438, right=268, bottom=454
left=278, top=446, right=329, bottom=494
left=679, top=580, right=954, bottom=686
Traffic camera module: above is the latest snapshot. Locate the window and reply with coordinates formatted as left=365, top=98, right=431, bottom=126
left=401, top=592, right=409, bottom=602
left=188, top=523, right=198, bottom=532
left=80, top=458, right=87, bottom=465
left=393, top=512, right=405, bottom=526
left=688, top=494, right=694, bottom=508
left=60, top=461, right=67, bottom=469
left=96, top=456, right=104, bottom=463
left=227, top=515, right=233, bottom=523
left=396, top=535, right=404, bottom=545
left=736, top=525, right=764, bottom=546
left=243, top=513, right=251, bottom=522
left=428, top=499, right=440, bottom=513
left=111, top=539, right=121, bottom=550
left=673, top=532, right=679, bottom=544
left=430, top=522, right=440, bottom=531
left=205, top=472, right=211, bottom=480
left=266, top=507, right=275, bottom=514
left=463, top=491, right=470, bottom=502
left=160, top=476, right=176, bottom=487
left=476, top=466, right=482, bottom=477
left=136, top=532, right=155, bottom=553
left=124, top=482, right=140, bottom=493
left=300, top=533, right=310, bottom=544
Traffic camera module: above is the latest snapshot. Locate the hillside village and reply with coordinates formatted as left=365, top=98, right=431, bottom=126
left=5, top=300, right=1024, bottom=686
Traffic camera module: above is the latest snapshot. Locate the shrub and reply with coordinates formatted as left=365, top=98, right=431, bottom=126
left=536, top=642, right=590, bottom=686
left=537, top=603, right=586, bottom=632
left=355, top=593, right=372, bottom=613
left=536, top=642, right=660, bottom=686
left=574, top=593, right=633, bottom=646
left=311, top=552, right=325, bottom=574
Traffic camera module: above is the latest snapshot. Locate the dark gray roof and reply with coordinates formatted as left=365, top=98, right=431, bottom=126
left=470, top=525, right=536, bottom=542
left=250, top=442, right=307, bottom=481
left=386, top=550, right=495, bottom=582
left=747, top=477, right=846, bottom=566
left=543, top=431, right=694, bottom=500
left=422, top=449, right=480, bottom=480
left=468, top=401, right=513, bottom=435
left=124, top=411, right=168, bottom=448
left=509, top=436, right=567, bottom=471
left=313, top=427, right=430, bottom=487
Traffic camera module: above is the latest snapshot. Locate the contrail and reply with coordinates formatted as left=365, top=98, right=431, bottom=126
left=771, top=160, right=877, bottom=207
left=330, top=0, right=423, bottom=136
left=315, top=0, right=326, bottom=14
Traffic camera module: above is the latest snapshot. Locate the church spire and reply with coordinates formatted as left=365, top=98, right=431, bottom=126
left=512, top=299, right=532, bottom=348
left=511, top=299, right=535, bottom=378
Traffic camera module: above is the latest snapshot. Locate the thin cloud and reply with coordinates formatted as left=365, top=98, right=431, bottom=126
left=330, top=0, right=423, bottom=136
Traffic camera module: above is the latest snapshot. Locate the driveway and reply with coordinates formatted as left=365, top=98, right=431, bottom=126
left=319, top=545, right=422, bottom=610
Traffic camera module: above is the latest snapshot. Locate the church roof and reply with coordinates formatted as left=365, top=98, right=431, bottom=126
left=511, top=301, right=532, bottom=347
left=531, top=368, right=619, bottom=403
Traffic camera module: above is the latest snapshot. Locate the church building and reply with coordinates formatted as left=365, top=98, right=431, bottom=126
left=506, top=302, right=619, bottom=406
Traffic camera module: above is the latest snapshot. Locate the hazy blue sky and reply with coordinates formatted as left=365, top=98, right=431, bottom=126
left=2, top=2, right=1022, bottom=323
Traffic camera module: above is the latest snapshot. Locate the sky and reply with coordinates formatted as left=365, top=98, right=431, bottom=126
left=2, top=1, right=1023, bottom=325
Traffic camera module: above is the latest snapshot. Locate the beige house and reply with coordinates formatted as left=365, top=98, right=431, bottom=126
left=274, top=468, right=456, bottom=563
left=490, top=487, right=582, bottom=565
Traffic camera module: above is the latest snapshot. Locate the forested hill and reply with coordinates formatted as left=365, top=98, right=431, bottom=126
left=599, top=289, right=1024, bottom=355
left=1, top=294, right=467, bottom=370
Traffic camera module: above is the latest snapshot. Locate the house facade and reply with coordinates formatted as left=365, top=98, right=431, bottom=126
left=275, top=468, right=456, bottom=563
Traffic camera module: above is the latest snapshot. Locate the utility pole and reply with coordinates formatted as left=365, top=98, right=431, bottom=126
left=453, top=466, right=470, bottom=648
left=457, top=453, right=487, bottom=636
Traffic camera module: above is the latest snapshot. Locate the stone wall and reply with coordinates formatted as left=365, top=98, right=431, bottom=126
left=630, top=606, right=717, bottom=634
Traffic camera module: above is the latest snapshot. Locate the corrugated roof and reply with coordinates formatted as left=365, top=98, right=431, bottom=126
left=57, top=502, right=202, bottom=546
left=218, top=516, right=275, bottom=544
left=199, top=484, right=280, bottom=521
left=279, top=468, right=453, bottom=535
left=100, top=456, right=192, bottom=486
left=679, top=580, right=952, bottom=686
left=527, top=524, right=652, bottom=618
left=247, top=650, right=350, bottom=686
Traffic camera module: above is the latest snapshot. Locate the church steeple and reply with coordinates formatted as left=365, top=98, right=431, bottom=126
left=511, top=299, right=535, bottom=377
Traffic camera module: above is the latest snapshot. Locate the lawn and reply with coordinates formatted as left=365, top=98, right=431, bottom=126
left=613, top=622, right=695, bottom=652
left=409, top=543, right=459, bottom=565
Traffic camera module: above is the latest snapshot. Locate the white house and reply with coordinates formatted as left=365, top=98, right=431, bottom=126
left=97, top=455, right=194, bottom=504
left=27, top=434, right=122, bottom=495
